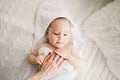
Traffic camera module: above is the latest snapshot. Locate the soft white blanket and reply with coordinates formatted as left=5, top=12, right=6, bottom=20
left=81, top=0, right=120, bottom=79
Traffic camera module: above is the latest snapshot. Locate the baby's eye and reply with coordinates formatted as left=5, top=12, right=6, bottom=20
left=53, top=32, right=59, bottom=35
left=64, top=34, right=68, bottom=36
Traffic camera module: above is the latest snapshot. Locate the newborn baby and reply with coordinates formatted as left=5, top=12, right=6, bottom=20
left=27, top=17, right=82, bottom=80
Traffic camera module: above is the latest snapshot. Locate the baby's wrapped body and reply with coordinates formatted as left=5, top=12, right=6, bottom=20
left=38, top=47, right=78, bottom=80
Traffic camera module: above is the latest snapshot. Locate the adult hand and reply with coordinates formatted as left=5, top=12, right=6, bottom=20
left=28, top=52, right=64, bottom=80
left=40, top=52, right=64, bottom=79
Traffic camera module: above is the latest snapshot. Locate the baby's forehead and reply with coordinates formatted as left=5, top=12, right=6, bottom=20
left=50, top=18, right=71, bottom=29
left=52, top=18, right=71, bottom=24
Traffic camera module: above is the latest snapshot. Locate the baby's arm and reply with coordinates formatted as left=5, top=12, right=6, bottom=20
left=28, top=47, right=40, bottom=64
left=28, top=43, right=52, bottom=65
left=68, top=44, right=82, bottom=69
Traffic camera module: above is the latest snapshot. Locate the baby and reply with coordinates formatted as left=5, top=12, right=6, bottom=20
left=27, top=17, right=82, bottom=80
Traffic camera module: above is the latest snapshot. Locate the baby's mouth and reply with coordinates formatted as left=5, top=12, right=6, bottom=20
left=56, top=42, right=64, bottom=44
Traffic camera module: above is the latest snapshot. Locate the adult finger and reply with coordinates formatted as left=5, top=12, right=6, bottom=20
left=42, top=52, right=56, bottom=71
left=49, top=52, right=56, bottom=61
left=47, top=52, right=56, bottom=63
left=56, top=56, right=64, bottom=67
left=43, top=52, right=52, bottom=62
left=52, top=53, right=60, bottom=63
left=41, top=53, right=55, bottom=72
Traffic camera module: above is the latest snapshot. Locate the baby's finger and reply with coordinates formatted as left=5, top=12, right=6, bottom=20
left=36, top=59, right=42, bottom=65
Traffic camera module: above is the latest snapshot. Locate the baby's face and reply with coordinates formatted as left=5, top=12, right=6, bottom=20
left=46, top=19, right=71, bottom=49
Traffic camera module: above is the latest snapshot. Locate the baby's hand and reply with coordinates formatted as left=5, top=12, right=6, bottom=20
left=36, top=55, right=45, bottom=65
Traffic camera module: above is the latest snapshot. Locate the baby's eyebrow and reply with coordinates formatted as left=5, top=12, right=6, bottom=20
left=49, top=27, right=70, bottom=34
left=49, top=27, right=55, bottom=31
left=49, top=27, right=59, bottom=32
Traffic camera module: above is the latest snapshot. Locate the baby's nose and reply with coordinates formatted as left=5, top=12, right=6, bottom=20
left=58, top=35, right=63, bottom=40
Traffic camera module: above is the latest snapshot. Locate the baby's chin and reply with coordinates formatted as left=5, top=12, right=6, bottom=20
left=54, top=44, right=67, bottom=49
